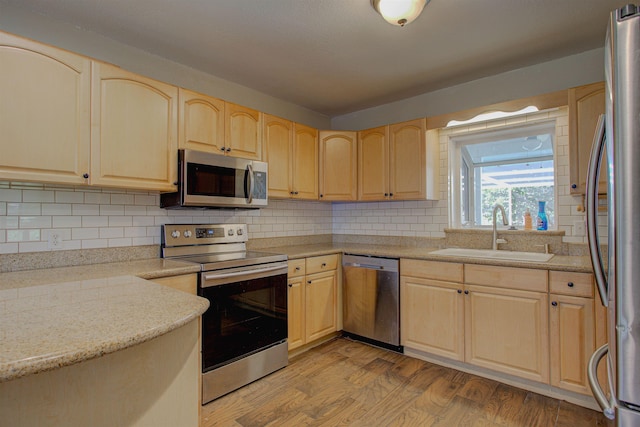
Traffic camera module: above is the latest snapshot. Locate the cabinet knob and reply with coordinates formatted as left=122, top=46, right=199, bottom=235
left=457, top=289, right=462, bottom=294
left=567, top=282, right=574, bottom=288
left=173, top=181, right=178, bottom=186
left=321, top=263, right=327, bottom=268
left=220, top=147, right=226, bottom=152
left=295, top=266, right=301, bottom=271
left=551, top=301, right=558, bottom=306
left=571, top=183, right=577, bottom=189
left=294, top=191, right=299, bottom=195
left=288, top=284, right=293, bottom=288
left=464, top=290, right=469, bottom=295
left=389, top=193, right=394, bottom=197
left=384, top=193, right=389, bottom=197
left=320, top=194, right=324, bottom=198
left=226, top=147, right=231, bottom=152
left=307, top=280, right=312, bottom=284
left=290, top=191, right=294, bottom=195
left=83, top=173, right=89, bottom=179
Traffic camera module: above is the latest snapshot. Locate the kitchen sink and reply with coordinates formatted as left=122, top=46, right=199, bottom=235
left=429, top=248, right=554, bottom=262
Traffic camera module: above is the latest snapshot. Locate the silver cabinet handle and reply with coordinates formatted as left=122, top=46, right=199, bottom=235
left=587, top=344, right=615, bottom=420
left=585, top=114, right=608, bottom=307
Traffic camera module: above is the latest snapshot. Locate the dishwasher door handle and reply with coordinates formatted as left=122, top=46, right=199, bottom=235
left=343, top=262, right=383, bottom=269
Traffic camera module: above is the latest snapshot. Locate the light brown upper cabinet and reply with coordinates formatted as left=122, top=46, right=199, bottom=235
left=0, top=31, right=91, bottom=185
left=225, top=102, right=262, bottom=160
left=319, top=131, right=357, bottom=201
left=568, top=82, right=606, bottom=194
left=358, top=126, right=389, bottom=201
left=91, top=62, right=178, bottom=191
left=263, top=115, right=318, bottom=200
left=389, top=118, right=439, bottom=200
left=178, top=88, right=225, bottom=153
left=358, top=119, right=438, bottom=201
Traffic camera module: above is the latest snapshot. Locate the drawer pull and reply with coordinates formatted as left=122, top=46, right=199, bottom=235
left=457, top=289, right=462, bottom=294
left=567, top=282, right=574, bottom=288
left=321, top=263, right=327, bottom=268
left=464, top=290, right=469, bottom=295
left=552, top=301, right=558, bottom=306
left=307, top=280, right=312, bottom=284
left=288, top=284, right=292, bottom=288
left=295, top=266, right=301, bottom=271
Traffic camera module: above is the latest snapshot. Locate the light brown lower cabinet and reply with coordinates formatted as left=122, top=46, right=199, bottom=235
left=149, top=274, right=197, bottom=295
left=401, top=260, right=603, bottom=397
left=287, top=255, right=339, bottom=351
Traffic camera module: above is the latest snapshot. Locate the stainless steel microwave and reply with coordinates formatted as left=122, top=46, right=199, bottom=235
left=160, top=149, right=268, bottom=209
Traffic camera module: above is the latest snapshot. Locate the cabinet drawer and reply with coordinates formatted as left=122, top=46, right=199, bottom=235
left=306, top=254, right=339, bottom=275
left=464, top=264, right=548, bottom=292
left=549, top=271, right=593, bottom=297
left=401, top=259, right=464, bottom=283
left=288, top=259, right=306, bottom=278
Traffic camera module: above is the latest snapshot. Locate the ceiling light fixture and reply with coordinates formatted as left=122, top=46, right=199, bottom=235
left=371, top=0, right=430, bottom=27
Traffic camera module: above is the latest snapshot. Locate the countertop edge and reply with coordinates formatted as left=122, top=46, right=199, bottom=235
left=0, top=277, right=209, bottom=383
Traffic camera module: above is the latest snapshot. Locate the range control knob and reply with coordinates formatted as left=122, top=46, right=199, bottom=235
left=183, top=230, right=192, bottom=238
left=237, top=228, right=244, bottom=236
left=228, top=229, right=235, bottom=236
left=171, top=230, right=180, bottom=238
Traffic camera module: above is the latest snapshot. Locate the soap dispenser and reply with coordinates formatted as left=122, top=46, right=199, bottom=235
left=523, top=209, right=532, bottom=230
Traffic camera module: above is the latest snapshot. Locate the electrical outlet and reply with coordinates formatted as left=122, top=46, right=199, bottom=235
left=48, top=232, right=62, bottom=249
left=574, top=220, right=586, bottom=237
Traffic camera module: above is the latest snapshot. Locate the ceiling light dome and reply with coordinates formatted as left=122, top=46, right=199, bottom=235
left=371, top=0, right=430, bottom=27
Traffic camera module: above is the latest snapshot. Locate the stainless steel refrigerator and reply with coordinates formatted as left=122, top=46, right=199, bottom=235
left=587, top=4, right=640, bottom=425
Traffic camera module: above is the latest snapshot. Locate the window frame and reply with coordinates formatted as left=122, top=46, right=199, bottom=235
left=448, top=119, right=558, bottom=229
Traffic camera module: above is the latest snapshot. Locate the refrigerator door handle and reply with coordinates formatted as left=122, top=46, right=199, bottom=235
left=586, top=114, right=609, bottom=307
left=587, top=343, right=615, bottom=420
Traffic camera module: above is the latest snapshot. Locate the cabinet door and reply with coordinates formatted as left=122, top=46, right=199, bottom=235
left=292, top=124, right=318, bottom=200
left=263, top=114, right=293, bottom=198
left=401, top=276, right=464, bottom=360
left=305, top=270, right=337, bottom=342
left=358, top=126, right=389, bottom=201
left=318, top=131, right=357, bottom=201
left=0, top=32, right=90, bottom=185
left=549, top=294, right=595, bottom=395
left=225, top=102, right=261, bottom=160
left=568, top=82, right=606, bottom=194
left=464, top=285, right=549, bottom=383
left=389, top=118, right=426, bottom=200
left=91, top=62, right=178, bottom=191
left=178, top=88, right=225, bottom=153
left=288, top=276, right=306, bottom=351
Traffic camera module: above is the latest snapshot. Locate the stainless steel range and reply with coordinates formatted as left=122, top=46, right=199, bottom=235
left=161, top=224, right=288, bottom=404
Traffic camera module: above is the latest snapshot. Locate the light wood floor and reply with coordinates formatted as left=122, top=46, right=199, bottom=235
left=201, top=338, right=611, bottom=426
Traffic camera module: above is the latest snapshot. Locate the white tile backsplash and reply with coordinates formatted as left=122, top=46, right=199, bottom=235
left=0, top=184, right=333, bottom=253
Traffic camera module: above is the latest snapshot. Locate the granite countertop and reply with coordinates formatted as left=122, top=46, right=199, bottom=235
left=259, top=243, right=594, bottom=273
left=0, top=268, right=208, bottom=383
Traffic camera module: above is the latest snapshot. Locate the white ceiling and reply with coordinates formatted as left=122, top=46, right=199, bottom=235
left=2, top=0, right=629, bottom=116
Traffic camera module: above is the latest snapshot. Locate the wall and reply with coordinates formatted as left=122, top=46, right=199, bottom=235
left=0, top=183, right=332, bottom=254
left=331, top=49, right=604, bottom=130
left=332, top=108, right=605, bottom=244
left=0, top=3, right=331, bottom=130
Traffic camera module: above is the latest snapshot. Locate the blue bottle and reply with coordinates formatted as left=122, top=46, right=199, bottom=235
left=536, top=201, right=548, bottom=231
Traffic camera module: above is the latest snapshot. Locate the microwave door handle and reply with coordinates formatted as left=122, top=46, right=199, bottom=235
left=247, top=164, right=255, bottom=204
left=586, top=114, right=608, bottom=307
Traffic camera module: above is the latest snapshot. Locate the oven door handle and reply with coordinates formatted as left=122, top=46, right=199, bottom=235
left=203, top=264, right=285, bottom=281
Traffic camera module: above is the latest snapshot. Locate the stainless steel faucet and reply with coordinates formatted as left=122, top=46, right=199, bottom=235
left=492, top=204, right=508, bottom=250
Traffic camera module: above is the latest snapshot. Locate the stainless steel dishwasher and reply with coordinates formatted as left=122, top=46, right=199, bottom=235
left=342, top=254, right=401, bottom=351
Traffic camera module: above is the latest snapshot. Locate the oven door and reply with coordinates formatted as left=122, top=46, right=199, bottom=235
left=199, top=262, right=288, bottom=372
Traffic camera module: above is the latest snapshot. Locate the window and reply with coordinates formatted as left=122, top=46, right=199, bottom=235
left=450, top=121, right=556, bottom=228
